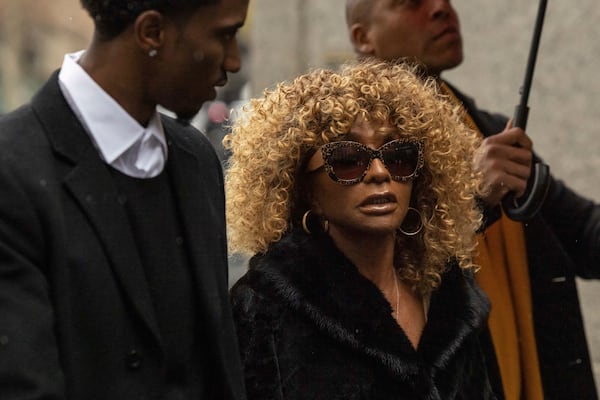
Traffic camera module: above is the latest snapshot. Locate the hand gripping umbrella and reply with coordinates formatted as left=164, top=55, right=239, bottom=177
left=502, top=0, right=551, bottom=221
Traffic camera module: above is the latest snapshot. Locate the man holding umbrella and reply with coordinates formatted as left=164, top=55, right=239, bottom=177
left=345, top=0, right=600, bottom=398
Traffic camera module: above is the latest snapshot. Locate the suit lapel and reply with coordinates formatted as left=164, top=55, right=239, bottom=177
left=31, top=72, right=162, bottom=344
left=165, top=123, right=229, bottom=313
left=63, top=157, right=163, bottom=344
left=166, top=121, right=248, bottom=399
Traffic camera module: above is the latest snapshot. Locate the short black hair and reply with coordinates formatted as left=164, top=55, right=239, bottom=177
left=80, top=0, right=220, bottom=39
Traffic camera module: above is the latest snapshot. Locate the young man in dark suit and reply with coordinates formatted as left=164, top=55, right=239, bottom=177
left=0, top=0, right=249, bottom=398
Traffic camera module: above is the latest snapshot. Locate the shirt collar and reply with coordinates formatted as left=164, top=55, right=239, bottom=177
left=58, top=51, right=167, bottom=165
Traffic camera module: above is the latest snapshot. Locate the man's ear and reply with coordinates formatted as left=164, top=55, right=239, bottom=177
left=350, top=23, right=375, bottom=55
left=134, top=10, right=166, bottom=55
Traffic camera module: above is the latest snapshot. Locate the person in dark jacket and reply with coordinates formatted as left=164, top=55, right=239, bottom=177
left=0, top=0, right=249, bottom=399
left=345, top=1, right=600, bottom=399
left=226, top=60, right=500, bottom=399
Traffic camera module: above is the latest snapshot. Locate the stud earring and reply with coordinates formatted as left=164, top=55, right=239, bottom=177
left=148, top=49, right=158, bottom=57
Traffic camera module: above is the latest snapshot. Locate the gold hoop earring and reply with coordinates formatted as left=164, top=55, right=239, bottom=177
left=302, top=210, right=312, bottom=234
left=399, top=207, right=423, bottom=236
left=302, top=210, right=329, bottom=234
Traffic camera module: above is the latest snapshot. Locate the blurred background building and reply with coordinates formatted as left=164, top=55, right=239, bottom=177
left=0, top=0, right=91, bottom=111
left=1, top=0, right=599, bottom=390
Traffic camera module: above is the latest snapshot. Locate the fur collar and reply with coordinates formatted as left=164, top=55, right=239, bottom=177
left=247, top=229, right=490, bottom=377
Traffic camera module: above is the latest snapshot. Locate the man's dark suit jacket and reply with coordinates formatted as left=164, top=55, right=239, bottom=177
left=0, top=72, right=246, bottom=400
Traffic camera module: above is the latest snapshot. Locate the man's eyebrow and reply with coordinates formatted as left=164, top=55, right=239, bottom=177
left=222, top=21, right=245, bottom=31
left=216, top=22, right=243, bottom=38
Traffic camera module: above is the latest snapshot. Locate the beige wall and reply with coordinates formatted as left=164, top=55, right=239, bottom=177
left=0, top=0, right=91, bottom=111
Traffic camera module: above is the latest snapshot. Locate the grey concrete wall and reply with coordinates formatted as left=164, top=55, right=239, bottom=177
left=447, top=0, right=600, bottom=201
left=249, top=0, right=600, bottom=392
left=249, top=0, right=354, bottom=94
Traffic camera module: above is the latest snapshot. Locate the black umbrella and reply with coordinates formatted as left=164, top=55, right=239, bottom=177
left=502, top=0, right=552, bottom=221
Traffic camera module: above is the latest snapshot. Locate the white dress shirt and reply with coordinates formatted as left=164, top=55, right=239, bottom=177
left=58, top=51, right=167, bottom=178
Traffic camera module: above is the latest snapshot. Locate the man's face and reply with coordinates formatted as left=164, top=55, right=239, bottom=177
left=354, top=0, right=463, bottom=76
left=154, top=0, right=249, bottom=120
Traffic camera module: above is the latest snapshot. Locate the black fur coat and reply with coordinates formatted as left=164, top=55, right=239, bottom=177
left=230, top=229, right=499, bottom=400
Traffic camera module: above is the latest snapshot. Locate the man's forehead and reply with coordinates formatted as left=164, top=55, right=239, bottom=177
left=192, top=0, right=248, bottom=21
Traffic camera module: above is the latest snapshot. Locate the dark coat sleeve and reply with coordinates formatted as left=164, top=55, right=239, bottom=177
left=231, top=278, right=284, bottom=400
left=540, top=177, right=600, bottom=278
left=0, top=108, right=66, bottom=399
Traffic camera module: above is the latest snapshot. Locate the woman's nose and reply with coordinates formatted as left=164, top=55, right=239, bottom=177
left=363, top=157, right=391, bottom=183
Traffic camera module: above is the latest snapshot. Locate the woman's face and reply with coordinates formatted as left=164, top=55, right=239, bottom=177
left=305, top=118, right=415, bottom=240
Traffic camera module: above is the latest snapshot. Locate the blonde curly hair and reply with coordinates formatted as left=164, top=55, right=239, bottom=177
left=224, top=59, right=483, bottom=294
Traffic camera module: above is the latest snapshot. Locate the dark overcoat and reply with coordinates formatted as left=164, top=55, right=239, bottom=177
left=231, top=229, right=499, bottom=400
left=0, top=72, right=246, bottom=400
left=448, top=82, right=600, bottom=399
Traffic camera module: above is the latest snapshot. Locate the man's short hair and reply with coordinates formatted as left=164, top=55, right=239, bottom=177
left=80, top=0, right=220, bottom=39
left=345, top=0, right=373, bottom=27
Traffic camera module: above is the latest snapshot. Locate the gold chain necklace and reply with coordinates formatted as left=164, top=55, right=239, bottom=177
left=393, top=270, right=400, bottom=321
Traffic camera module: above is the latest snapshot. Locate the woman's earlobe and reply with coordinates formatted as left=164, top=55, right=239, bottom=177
left=305, top=191, right=322, bottom=215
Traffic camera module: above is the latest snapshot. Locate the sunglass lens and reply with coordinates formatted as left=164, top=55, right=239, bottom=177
left=383, top=143, right=418, bottom=178
left=329, top=145, right=370, bottom=181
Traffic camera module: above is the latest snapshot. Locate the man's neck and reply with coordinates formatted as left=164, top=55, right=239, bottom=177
left=79, top=41, right=156, bottom=127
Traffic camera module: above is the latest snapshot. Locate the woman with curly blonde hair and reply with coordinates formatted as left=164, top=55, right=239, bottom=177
left=227, top=60, right=499, bottom=399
